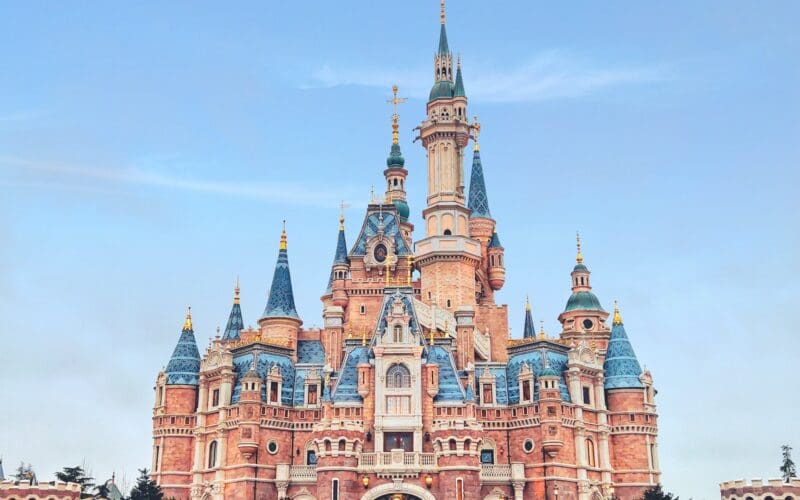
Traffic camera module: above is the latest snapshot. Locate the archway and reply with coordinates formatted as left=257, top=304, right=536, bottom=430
left=360, top=482, right=436, bottom=500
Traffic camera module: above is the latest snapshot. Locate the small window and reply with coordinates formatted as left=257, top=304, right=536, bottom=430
left=630, top=413, right=636, bottom=422
left=332, top=479, right=340, bottom=500
left=307, top=384, right=318, bottom=405
left=387, top=364, right=411, bottom=388
left=480, top=449, right=494, bottom=464
left=446, top=299, right=452, bottom=308
left=523, top=439, right=535, bottom=453
left=586, top=439, right=596, bottom=467
left=212, top=389, right=220, bottom=407
left=393, top=324, right=403, bottom=342
left=267, top=440, right=279, bottom=454
left=360, top=304, right=366, bottom=315
left=482, top=384, right=493, bottom=404
left=444, top=229, right=452, bottom=235
left=306, top=450, right=318, bottom=465
left=270, top=382, right=279, bottom=403
left=456, top=478, right=464, bottom=500
left=522, top=380, right=531, bottom=401
left=582, top=387, right=591, bottom=405
left=208, top=440, right=218, bottom=468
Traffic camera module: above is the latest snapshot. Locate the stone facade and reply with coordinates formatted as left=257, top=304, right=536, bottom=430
left=152, top=4, right=660, bottom=500
left=720, top=479, right=800, bottom=500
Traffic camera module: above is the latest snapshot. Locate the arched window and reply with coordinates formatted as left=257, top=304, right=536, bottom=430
left=764, top=496, right=774, bottom=500
left=306, top=449, right=317, bottom=465
left=456, top=478, right=464, bottom=500
left=449, top=438, right=457, bottom=451
left=208, top=440, right=218, bottom=468
left=585, top=438, right=596, bottom=467
left=387, top=364, right=411, bottom=388
left=393, top=324, right=403, bottom=343
left=338, top=438, right=347, bottom=452
left=444, top=229, right=452, bottom=235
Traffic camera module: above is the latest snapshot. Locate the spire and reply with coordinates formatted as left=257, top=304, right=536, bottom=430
left=454, top=55, right=466, bottom=97
left=165, top=308, right=201, bottom=385
left=576, top=231, right=583, bottom=264
left=262, top=224, right=300, bottom=319
left=334, top=216, right=349, bottom=265
left=386, top=85, right=407, bottom=168
left=468, top=118, right=491, bottom=218
left=603, top=302, right=644, bottom=389
left=0, top=457, right=4, bottom=481
left=438, top=0, right=449, bottom=54
left=523, top=296, right=535, bottom=338
left=488, top=229, right=503, bottom=248
left=222, top=279, right=244, bottom=341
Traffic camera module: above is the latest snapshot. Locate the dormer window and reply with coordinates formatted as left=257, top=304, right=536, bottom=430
left=482, top=384, right=494, bottom=404
left=393, top=324, right=403, bottom=343
left=307, top=384, right=318, bottom=406
left=269, top=381, right=279, bottom=403
left=522, top=380, right=531, bottom=402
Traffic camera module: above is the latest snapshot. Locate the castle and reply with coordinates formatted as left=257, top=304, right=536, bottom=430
left=151, top=4, right=660, bottom=499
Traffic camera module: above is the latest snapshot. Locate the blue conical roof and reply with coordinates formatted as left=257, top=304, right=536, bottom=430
left=454, top=64, right=465, bottom=97
left=165, top=312, right=201, bottom=385
left=468, top=149, right=491, bottom=218
left=222, top=293, right=244, bottom=341
left=262, top=234, right=300, bottom=320
left=523, top=304, right=535, bottom=339
left=603, top=318, right=644, bottom=389
left=489, top=230, right=503, bottom=249
left=334, top=226, right=348, bottom=265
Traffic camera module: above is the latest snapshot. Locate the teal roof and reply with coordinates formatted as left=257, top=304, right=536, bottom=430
left=523, top=306, right=535, bottom=339
left=438, top=23, right=449, bottom=55
left=262, top=245, right=300, bottom=319
left=386, top=142, right=405, bottom=167
left=539, top=366, right=560, bottom=377
left=429, top=80, right=454, bottom=101
left=573, top=263, right=589, bottom=272
left=467, top=149, right=491, bottom=218
left=222, top=300, right=243, bottom=341
left=603, top=321, right=644, bottom=389
left=564, top=291, right=604, bottom=312
left=334, top=227, right=348, bottom=265
left=489, top=231, right=503, bottom=249
left=454, top=64, right=465, bottom=97
left=165, top=321, right=201, bottom=385
left=393, top=199, right=410, bottom=221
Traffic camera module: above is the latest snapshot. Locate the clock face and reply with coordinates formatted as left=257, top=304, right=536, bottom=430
left=582, top=319, right=594, bottom=330
left=374, top=244, right=388, bottom=263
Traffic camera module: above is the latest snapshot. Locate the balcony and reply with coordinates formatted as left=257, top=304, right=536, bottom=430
left=288, top=465, right=317, bottom=483
left=358, top=451, right=437, bottom=477
left=480, top=464, right=512, bottom=483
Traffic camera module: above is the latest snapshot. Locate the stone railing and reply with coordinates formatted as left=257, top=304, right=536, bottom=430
left=358, top=451, right=437, bottom=474
left=413, top=299, right=457, bottom=337
left=288, top=465, right=317, bottom=483
left=474, top=329, right=491, bottom=359
left=480, top=464, right=512, bottom=483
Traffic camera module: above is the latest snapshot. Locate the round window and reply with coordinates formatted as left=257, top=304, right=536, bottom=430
left=523, top=439, right=535, bottom=453
left=267, top=440, right=279, bottom=455
left=374, top=244, right=388, bottom=263
left=582, top=319, right=594, bottom=330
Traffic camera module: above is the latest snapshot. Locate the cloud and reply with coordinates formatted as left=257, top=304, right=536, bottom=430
left=303, top=50, right=669, bottom=103
left=0, top=156, right=351, bottom=207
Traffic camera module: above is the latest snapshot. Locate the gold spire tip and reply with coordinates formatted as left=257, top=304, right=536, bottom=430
left=183, top=306, right=193, bottom=330
left=472, top=116, right=481, bottom=151
left=387, top=85, right=406, bottom=146
left=525, top=295, right=531, bottom=311
left=440, top=0, right=446, bottom=24
left=613, top=300, right=623, bottom=325
left=234, top=276, right=240, bottom=304
left=280, top=220, right=287, bottom=250
left=576, top=231, right=583, bottom=264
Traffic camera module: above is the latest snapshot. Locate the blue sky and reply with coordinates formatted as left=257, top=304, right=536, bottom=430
left=1, top=1, right=798, bottom=497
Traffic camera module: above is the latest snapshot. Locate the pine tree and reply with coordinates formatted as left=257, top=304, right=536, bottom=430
left=128, top=468, right=164, bottom=500
left=55, top=465, right=95, bottom=497
left=781, top=444, right=797, bottom=482
left=14, top=462, right=36, bottom=483
left=642, top=484, right=679, bottom=500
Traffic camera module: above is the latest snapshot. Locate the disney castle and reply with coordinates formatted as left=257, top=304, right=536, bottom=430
left=151, top=4, right=661, bottom=499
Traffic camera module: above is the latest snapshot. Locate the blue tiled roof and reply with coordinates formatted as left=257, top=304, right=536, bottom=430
left=468, top=149, right=491, bottom=218
left=351, top=212, right=411, bottom=257
left=488, top=231, right=503, bottom=249
left=297, top=340, right=325, bottom=364
left=604, top=321, right=644, bottom=389
left=332, top=346, right=370, bottom=403
left=429, top=346, right=465, bottom=402
left=165, top=324, right=201, bottom=385
left=222, top=301, right=243, bottom=341
left=334, top=227, right=348, bottom=265
left=454, top=65, right=465, bottom=97
left=231, top=352, right=295, bottom=405
left=262, top=246, right=300, bottom=319
left=564, top=291, right=604, bottom=312
left=506, top=349, right=571, bottom=403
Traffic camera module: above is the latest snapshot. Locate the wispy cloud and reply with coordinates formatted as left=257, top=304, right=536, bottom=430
left=303, top=50, right=669, bottom=103
left=0, top=156, right=352, bottom=207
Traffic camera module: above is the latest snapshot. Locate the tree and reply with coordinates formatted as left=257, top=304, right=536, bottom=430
left=55, top=465, right=95, bottom=497
left=14, top=462, right=36, bottom=483
left=93, top=482, right=110, bottom=499
left=128, top=468, right=164, bottom=500
left=642, top=485, right=679, bottom=500
left=781, top=444, right=797, bottom=482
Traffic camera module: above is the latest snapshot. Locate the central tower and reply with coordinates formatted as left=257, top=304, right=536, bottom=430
left=415, top=1, right=483, bottom=313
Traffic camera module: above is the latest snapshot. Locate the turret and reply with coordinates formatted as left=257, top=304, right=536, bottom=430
left=329, top=215, right=350, bottom=307
left=558, top=233, right=610, bottom=343
left=221, top=278, right=244, bottom=341
left=523, top=297, right=535, bottom=339
left=259, top=224, right=303, bottom=353
left=487, top=229, right=505, bottom=290
left=385, top=85, right=411, bottom=226
left=467, top=121, right=494, bottom=241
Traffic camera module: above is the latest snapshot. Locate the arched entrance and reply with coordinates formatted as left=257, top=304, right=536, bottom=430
left=360, top=482, right=436, bottom=500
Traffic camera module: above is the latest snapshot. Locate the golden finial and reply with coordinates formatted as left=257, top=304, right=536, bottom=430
left=576, top=231, right=583, bottom=264
left=440, top=0, right=446, bottom=24
left=387, top=85, right=407, bottom=146
left=525, top=295, right=531, bottom=312
left=361, top=329, right=367, bottom=346
left=348, top=329, right=353, bottom=339
left=339, top=201, right=349, bottom=230
left=280, top=220, right=287, bottom=251
left=183, top=306, right=193, bottom=330
left=613, top=300, right=623, bottom=325
left=472, top=116, right=481, bottom=151
left=538, top=320, right=545, bottom=340
left=234, top=275, right=240, bottom=304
